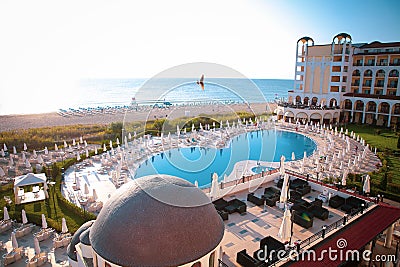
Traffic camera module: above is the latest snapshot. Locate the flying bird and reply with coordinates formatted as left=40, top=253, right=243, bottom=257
left=197, top=74, right=204, bottom=90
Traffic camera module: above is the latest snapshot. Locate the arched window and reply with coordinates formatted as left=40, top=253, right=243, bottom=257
left=364, top=70, right=373, bottom=77
left=389, top=69, right=399, bottom=77
left=303, top=97, right=309, bottom=105
left=352, top=70, right=360, bottom=76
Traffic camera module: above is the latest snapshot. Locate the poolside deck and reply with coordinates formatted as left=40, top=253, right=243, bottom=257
left=217, top=180, right=373, bottom=266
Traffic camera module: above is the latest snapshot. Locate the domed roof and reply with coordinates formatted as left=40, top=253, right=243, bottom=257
left=79, top=228, right=91, bottom=246
left=89, top=175, right=224, bottom=267
left=67, top=220, right=95, bottom=261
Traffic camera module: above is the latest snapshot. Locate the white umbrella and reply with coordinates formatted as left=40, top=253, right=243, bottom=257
left=84, top=140, right=88, bottom=147
left=1, top=149, right=4, bottom=157
left=76, top=153, right=81, bottom=161
left=23, top=143, right=27, bottom=151
left=103, top=143, right=107, bottom=152
left=124, top=136, right=128, bottom=147
left=92, top=188, right=98, bottom=201
left=80, top=136, right=83, bottom=144
left=0, top=167, right=5, bottom=177
left=280, top=174, right=290, bottom=203
left=55, top=143, right=58, bottom=151
left=110, top=140, right=113, bottom=148
left=75, top=176, right=81, bottom=190
left=13, top=146, right=17, bottom=154
left=34, top=237, right=41, bottom=255
left=41, top=214, right=48, bottom=229
left=291, top=152, right=295, bottom=161
left=63, top=140, right=67, bottom=148
left=22, top=209, right=28, bottom=224
left=95, top=147, right=98, bottom=155
left=210, top=173, right=220, bottom=200
left=11, top=232, right=18, bottom=249
left=3, top=143, right=8, bottom=151
left=3, top=206, right=10, bottom=220
left=86, top=149, right=89, bottom=158
left=44, top=147, right=48, bottom=155
left=363, top=175, right=371, bottom=194
left=342, top=169, right=348, bottom=186
left=72, top=139, right=76, bottom=146
left=84, top=183, right=89, bottom=196
left=277, top=207, right=292, bottom=243
left=279, top=155, right=286, bottom=175
left=116, top=138, right=120, bottom=145
left=61, top=218, right=68, bottom=233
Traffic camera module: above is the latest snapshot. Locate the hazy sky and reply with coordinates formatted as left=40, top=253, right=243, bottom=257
left=0, top=0, right=399, bottom=114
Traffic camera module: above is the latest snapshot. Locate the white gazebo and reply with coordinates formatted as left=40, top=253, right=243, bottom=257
left=14, top=173, right=48, bottom=204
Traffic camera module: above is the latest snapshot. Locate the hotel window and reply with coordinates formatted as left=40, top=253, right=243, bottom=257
left=367, top=59, right=375, bottom=66
left=365, top=80, right=372, bottom=87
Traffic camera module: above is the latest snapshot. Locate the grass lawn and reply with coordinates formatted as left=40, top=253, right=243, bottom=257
left=346, top=123, right=400, bottom=193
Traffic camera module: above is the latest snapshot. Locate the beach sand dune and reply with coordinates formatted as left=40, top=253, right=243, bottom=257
left=0, top=103, right=276, bottom=131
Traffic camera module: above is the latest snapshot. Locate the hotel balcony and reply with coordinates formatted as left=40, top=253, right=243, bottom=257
left=388, top=83, right=398, bottom=88
left=351, top=83, right=360, bottom=87
left=365, top=62, right=375, bottom=66
left=376, top=62, right=388, bottom=66
left=353, top=62, right=363, bottom=66
left=389, top=62, right=400, bottom=66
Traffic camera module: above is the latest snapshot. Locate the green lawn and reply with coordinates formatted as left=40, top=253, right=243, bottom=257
left=346, top=124, right=400, bottom=196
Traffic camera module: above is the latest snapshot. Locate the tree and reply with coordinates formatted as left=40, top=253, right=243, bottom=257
left=380, top=171, right=388, bottom=191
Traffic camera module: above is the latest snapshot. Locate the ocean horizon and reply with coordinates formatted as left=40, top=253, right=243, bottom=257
left=1, top=78, right=293, bottom=116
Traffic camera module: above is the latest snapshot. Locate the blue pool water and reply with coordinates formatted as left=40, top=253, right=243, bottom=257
left=134, top=130, right=316, bottom=187
left=251, top=166, right=275, bottom=174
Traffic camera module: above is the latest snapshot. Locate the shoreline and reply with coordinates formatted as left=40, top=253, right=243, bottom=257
left=0, top=102, right=276, bottom=132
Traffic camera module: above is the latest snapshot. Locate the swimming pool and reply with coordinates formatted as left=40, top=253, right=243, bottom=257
left=251, top=166, right=275, bottom=174
left=134, top=130, right=316, bottom=187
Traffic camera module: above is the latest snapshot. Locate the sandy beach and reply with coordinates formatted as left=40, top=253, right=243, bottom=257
left=0, top=103, right=276, bottom=131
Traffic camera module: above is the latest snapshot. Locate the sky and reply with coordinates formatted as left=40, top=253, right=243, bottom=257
left=0, top=0, right=400, bottom=115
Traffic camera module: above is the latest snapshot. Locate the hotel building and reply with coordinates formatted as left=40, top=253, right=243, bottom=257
left=277, top=33, right=400, bottom=128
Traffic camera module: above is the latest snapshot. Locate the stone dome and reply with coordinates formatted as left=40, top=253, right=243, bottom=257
left=67, top=220, right=95, bottom=261
left=89, top=175, right=224, bottom=267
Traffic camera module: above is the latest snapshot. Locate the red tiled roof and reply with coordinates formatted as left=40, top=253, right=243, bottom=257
left=287, top=204, right=400, bottom=267
left=361, top=41, right=400, bottom=48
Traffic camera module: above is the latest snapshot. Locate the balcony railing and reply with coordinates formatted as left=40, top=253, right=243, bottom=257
left=363, top=84, right=372, bottom=87
left=390, top=62, right=400, bottom=66
left=353, top=62, right=363, bottom=66
left=379, top=109, right=389, bottom=114
left=355, top=106, right=364, bottom=111
left=389, top=74, right=399, bottom=78
left=351, top=83, right=360, bottom=86
left=389, top=83, right=398, bottom=88
left=367, top=108, right=376, bottom=112
left=365, top=62, right=375, bottom=66
left=377, top=62, right=388, bottom=66
left=375, top=84, right=384, bottom=88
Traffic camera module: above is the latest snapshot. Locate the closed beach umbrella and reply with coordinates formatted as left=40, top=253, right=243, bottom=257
left=124, top=136, right=128, bottom=147
left=84, top=183, right=89, bottom=196
left=363, top=175, right=371, bottom=194
left=44, top=147, right=48, bottom=155
left=0, top=167, right=5, bottom=177
left=41, top=214, right=47, bottom=229
left=210, top=173, right=220, bottom=200
left=4, top=206, right=10, bottom=221
left=291, top=152, right=295, bottom=161
left=80, top=136, right=83, bottom=144
left=13, top=146, right=17, bottom=154
left=342, top=169, right=348, bottom=186
left=280, top=174, right=290, bottom=203
left=86, top=149, right=89, bottom=158
left=103, top=143, right=107, bottom=152
left=63, top=140, right=67, bottom=148
left=1, top=149, right=4, bottom=157
left=278, top=207, right=292, bottom=243
left=72, top=139, right=76, bottom=146
left=176, top=125, right=180, bottom=136
left=116, top=138, right=120, bottom=145
left=55, top=143, right=58, bottom=151
left=280, top=155, right=286, bottom=175
left=128, top=132, right=132, bottom=140
left=92, top=188, right=98, bottom=201
left=23, top=143, right=27, bottom=151
left=22, top=209, right=28, bottom=224
left=84, top=140, right=88, bottom=147
left=75, top=176, right=81, bottom=190
left=34, top=237, right=41, bottom=255
left=109, top=140, right=113, bottom=148
left=95, top=147, right=98, bottom=155
left=3, top=144, right=7, bottom=152
left=61, top=218, right=68, bottom=233
left=76, top=153, right=81, bottom=161
left=11, top=232, right=18, bottom=249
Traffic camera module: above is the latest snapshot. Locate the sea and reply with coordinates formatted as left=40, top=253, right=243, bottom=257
left=73, top=78, right=292, bottom=109
left=3, top=78, right=293, bottom=115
